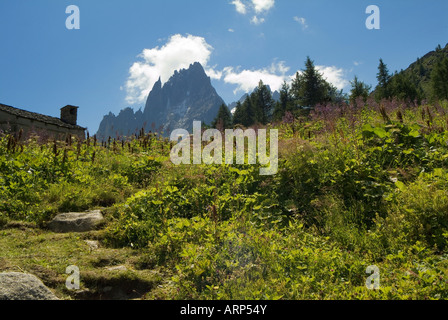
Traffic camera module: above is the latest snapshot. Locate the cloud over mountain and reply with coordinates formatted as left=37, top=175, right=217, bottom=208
left=222, top=61, right=289, bottom=94
left=123, top=34, right=349, bottom=105
left=124, top=34, right=214, bottom=104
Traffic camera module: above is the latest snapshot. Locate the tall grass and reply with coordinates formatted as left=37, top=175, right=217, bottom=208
left=1, top=99, right=448, bottom=299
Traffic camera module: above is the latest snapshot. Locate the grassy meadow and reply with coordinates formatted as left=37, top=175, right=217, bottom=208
left=1, top=99, right=448, bottom=300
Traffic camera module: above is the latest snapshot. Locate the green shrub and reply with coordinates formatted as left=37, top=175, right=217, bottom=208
left=377, top=170, right=448, bottom=251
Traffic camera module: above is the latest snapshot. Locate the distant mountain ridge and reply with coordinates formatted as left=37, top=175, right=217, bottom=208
left=401, top=43, right=448, bottom=99
left=372, top=43, right=448, bottom=101
left=96, top=62, right=225, bottom=139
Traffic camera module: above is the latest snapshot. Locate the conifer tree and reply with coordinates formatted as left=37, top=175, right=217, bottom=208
left=298, top=57, right=328, bottom=108
left=375, top=58, right=392, bottom=101
left=241, top=96, right=256, bottom=127
left=292, top=57, right=337, bottom=108
left=389, top=71, right=420, bottom=103
left=431, top=55, right=448, bottom=100
left=212, top=104, right=233, bottom=130
left=325, top=82, right=346, bottom=105
left=290, top=72, right=302, bottom=102
left=232, top=101, right=244, bottom=126
left=233, top=97, right=256, bottom=127
left=349, top=76, right=371, bottom=105
left=417, top=58, right=426, bottom=77
left=252, top=80, right=274, bottom=124
left=273, top=82, right=293, bottom=121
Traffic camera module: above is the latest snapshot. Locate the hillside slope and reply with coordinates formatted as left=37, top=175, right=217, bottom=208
left=373, top=43, right=448, bottom=100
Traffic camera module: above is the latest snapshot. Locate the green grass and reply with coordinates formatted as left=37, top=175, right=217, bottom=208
left=0, top=222, right=163, bottom=300
left=1, top=101, right=448, bottom=300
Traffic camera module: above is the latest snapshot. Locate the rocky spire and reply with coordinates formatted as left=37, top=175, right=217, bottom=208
left=96, top=62, right=225, bottom=138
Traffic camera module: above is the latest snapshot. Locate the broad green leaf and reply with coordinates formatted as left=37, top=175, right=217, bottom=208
left=373, top=127, right=388, bottom=139
left=395, top=180, right=406, bottom=191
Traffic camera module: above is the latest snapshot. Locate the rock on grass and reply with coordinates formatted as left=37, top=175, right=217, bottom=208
left=47, top=210, right=105, bottom=233
left=0, top=272, right=59, bottom=300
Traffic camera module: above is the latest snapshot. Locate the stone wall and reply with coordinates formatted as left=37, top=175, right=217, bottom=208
left=0, top=110, right=85, bottom=141
left=60, top=105, right=78, bottom=126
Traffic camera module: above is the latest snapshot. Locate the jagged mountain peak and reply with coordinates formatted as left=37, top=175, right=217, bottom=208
left=143, top=62, right=223, bottom=133
left=162, top=62, right=211, bottom=91
left=96, top=62, right=224, bottom=139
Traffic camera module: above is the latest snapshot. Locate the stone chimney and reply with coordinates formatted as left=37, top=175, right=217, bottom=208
left=60, top=105, right=79, bottom=125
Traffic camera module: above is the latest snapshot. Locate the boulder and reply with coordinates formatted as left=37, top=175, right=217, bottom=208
left=85, top=240, right=100, bottom=251
left=48, top=210, right=105, bottom=233
left=0, top=272, right=59, bottom=300
left=106, top=265, right=127, bottom=272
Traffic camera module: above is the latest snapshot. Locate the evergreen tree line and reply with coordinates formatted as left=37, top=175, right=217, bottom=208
left=368, top=44, right=448, bottom=105
left=212, top=56, right=345, bottom=129
left=212, top=46, right=448, bottom=129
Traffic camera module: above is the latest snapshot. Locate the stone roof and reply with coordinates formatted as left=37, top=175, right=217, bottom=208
left=0, top=103, right=86, bottom=130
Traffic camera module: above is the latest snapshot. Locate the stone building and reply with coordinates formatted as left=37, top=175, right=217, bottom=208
left=0, top=103, right=86, bottom=140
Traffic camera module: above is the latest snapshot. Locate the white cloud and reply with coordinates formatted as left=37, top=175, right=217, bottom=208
left=124, top=34, right=214, bottom=104
left=252, top=0, right=275, bottom=13
left=124, top=34, right=350, bottom=106
left=231, top=0, right=247, bottom=14
left=293, top=16, right=308, bottom=30
left=222, top=61, right=289, bottom=94
left=205, top=67, right=223, bottom=80
left=316, top=65, right=349, bottom=90
left=231, top=0, right=275, bottom=25
left=228, top=28, right=235, bottom=32
left=222, top=61, right=349, bottom=96
left=268, top=60, right=290, bottom=74
left=223, top=68, right=285, bottom=94
left=251, top=16, right=265, bottom=25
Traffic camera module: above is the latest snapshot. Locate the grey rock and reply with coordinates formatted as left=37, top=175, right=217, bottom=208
left=85, top=240, right=100, bottom=250
left=0, top=272, right=59, bottom=300
left=48, top=210, right=105, bottom=233
left=106, top=265, right=127, bottom=272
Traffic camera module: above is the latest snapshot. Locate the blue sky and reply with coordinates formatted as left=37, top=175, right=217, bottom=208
left=1, top=0, right=447, bottom=134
